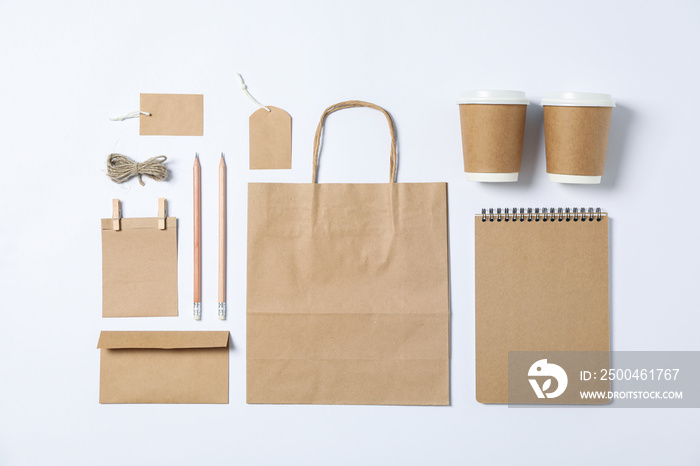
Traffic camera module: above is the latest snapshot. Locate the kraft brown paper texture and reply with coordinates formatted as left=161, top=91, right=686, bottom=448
left=459, top=104, right=526, bottom=173
left=475, top=215, right=609, bottom=403
left=544, top=106, right=612, bottom=176
left=140, top=93, right=204, bottom=136
left=249, top=106, right=292, bottom=169
left=101, top=217, right=178, bottom=317
left=97, top=331, right=229, bottom=404
left=247, top=182, right=450, bottom=405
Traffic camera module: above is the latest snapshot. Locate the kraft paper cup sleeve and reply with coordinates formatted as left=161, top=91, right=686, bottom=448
left=457, top=92, right=528, bottom=181
left=542, top=105, right=613, bottom=182
left=541, top=92, right=614, bottom=184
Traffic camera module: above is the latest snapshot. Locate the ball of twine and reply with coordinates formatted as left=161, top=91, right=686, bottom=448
left=107, top=153, right=168, bottom=186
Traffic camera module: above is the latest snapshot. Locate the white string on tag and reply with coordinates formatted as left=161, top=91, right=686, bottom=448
left=236, top=73, right=271, bottom=112
left=109, top=110, right=151, bottom=121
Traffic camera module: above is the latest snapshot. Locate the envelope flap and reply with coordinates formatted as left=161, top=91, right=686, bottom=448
left=97, top=331, right=229, bottom=349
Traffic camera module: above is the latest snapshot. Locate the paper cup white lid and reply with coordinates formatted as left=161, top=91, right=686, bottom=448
left=541, top=92, right=615, bottom=107
left=457, top=90, right=530, bottom=105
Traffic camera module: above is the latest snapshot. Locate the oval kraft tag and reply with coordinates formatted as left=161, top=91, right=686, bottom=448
left=249, top=106, right=292, bottom=170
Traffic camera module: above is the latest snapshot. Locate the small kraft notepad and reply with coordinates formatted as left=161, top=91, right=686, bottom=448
left=101, top=199, right=178, bottom=317
left=475, top=208, right=610, bottom=404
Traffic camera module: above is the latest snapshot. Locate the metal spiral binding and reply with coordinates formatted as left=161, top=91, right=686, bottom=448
left=480, top=207, right=605, bottom=222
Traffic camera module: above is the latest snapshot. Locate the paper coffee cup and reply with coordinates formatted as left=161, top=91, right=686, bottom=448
left=541, top=92, right=615, bottom=184
left=457, top=90, right=529, bottom=182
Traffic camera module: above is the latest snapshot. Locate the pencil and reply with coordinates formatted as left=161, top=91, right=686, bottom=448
left=218, top=153, right=227, bottom=320
left=193, top=153, right=201, bottom=320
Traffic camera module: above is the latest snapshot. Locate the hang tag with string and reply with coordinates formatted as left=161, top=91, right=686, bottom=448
left=109, top=94, right=204, bottom=136
left=237, top=74, right=292, bottom=169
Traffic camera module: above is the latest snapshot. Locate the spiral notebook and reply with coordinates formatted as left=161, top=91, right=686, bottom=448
left=475, top=208, right=610, bottom=403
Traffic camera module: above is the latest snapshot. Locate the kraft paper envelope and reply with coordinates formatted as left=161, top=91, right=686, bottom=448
left=475, top=210, right=610, bottom=403
left=97, top=331, right=230, bottom=404
left=247, top=101, right=450, bottom=406
left=101, top=200, right=178, bottom=317
left=140, top=93, right=204, bottom=136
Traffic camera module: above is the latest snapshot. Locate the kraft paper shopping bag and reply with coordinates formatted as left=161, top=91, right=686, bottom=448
left=247, top=101, right=450, bottom=405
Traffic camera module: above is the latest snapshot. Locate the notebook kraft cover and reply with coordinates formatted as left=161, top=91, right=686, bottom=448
left=475, top=213, right=610, bottom=404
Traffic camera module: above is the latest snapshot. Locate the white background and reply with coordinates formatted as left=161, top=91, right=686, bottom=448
left=1, top=1, right=699, bottom=464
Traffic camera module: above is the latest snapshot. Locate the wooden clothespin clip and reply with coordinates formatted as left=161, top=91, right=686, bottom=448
left=112, top=199, right=121, bottom=231
left=158, top=198, right=167, bottom=230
